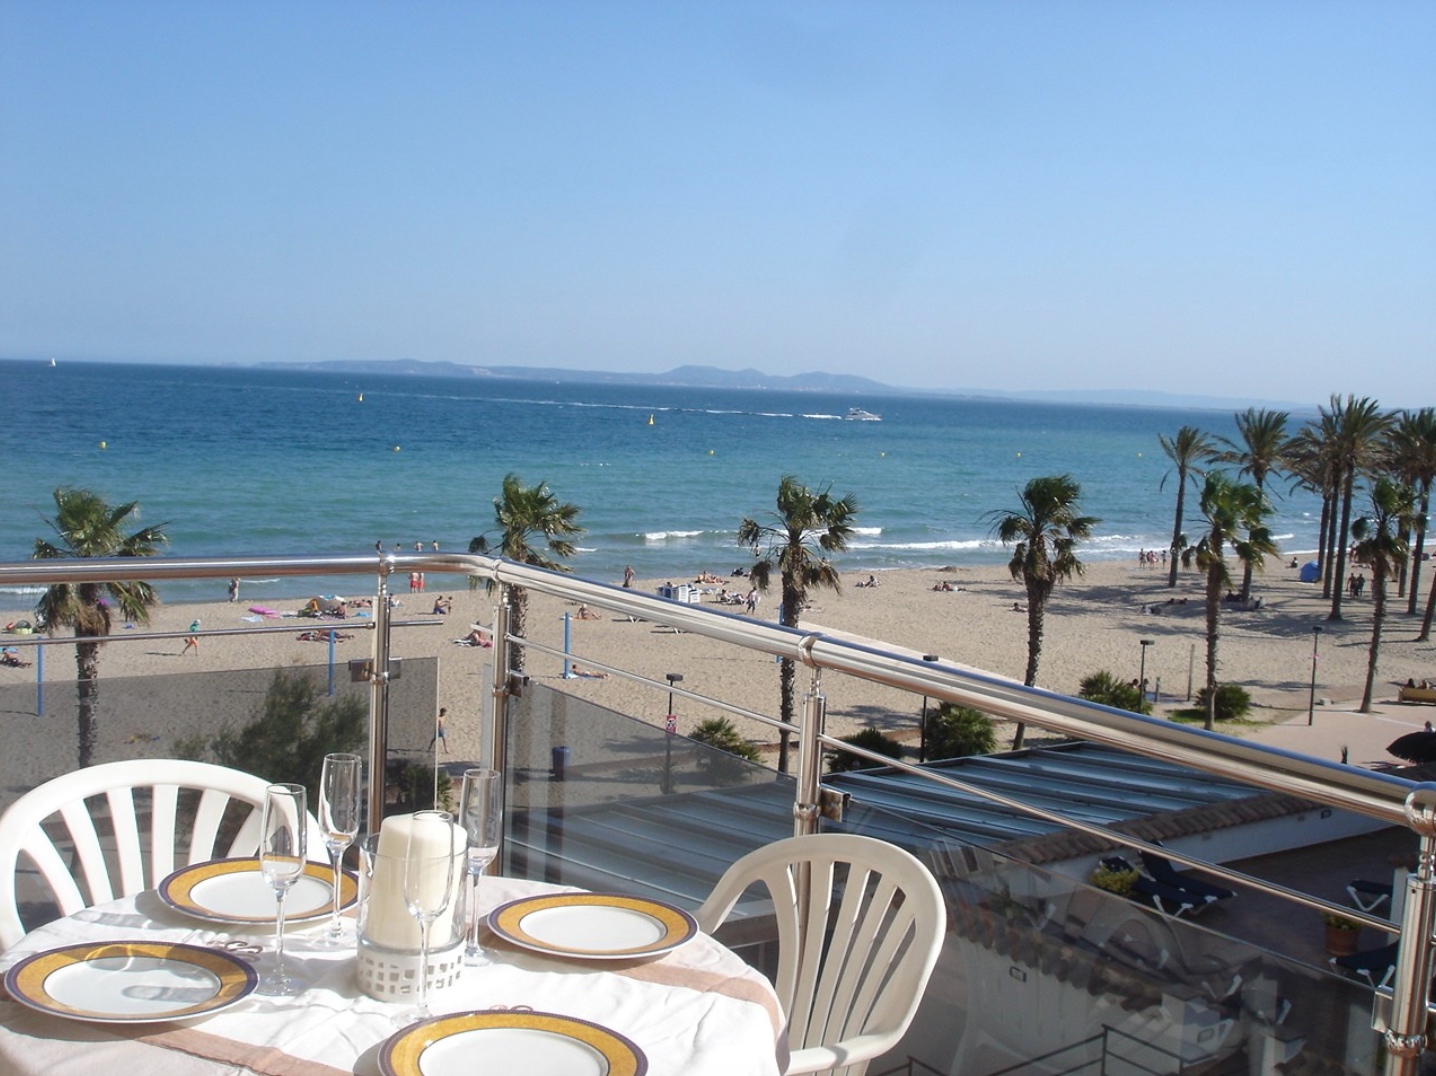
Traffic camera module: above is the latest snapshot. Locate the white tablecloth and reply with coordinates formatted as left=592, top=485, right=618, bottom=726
left=0, top=877, right=784, bottom=1076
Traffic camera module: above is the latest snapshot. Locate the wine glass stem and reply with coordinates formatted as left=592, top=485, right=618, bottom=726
left=274, top=891, right=288, bottom=979
left=417, top=918, right=432, bottom=1015
left=328, top=846, right=344, bottom=937
left=466, top=870, right=482, bottom=955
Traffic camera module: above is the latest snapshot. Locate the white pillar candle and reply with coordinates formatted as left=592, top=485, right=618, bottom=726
left=363, top=813, right=465, bottom=949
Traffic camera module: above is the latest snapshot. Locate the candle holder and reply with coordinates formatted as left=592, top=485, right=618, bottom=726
left=356, top=832, right=465, bottom=1002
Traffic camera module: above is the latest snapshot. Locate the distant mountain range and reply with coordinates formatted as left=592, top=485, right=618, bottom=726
left=255, top=358, right=1305, bottom=412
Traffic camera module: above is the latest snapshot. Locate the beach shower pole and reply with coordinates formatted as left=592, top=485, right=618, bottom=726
left=1308, top=625, right=1322, bottom=725
left=1138, top=640, right=1153, bottom=705
left=562, top=612, right=572, bottom=679
left=663, top=672, right=682, bottom=795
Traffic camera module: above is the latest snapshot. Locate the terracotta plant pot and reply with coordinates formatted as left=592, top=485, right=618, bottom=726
left=1324, top=924, right=1361, bottom=957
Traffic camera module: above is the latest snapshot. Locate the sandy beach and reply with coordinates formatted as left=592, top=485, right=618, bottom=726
left=4, top=558, right=1436, bottom=804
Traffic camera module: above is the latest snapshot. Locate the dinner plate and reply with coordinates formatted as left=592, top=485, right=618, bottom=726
left=158, top=857, right=358, bottom=924
left=3, top=940, right=257, bottom=1024
left=380, top=1010, right=647, bottom=1076
left=487, top=893, right=697, bottom=959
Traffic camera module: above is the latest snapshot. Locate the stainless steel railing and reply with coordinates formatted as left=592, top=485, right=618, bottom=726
left=3, top=551, right=1434, bottom=1073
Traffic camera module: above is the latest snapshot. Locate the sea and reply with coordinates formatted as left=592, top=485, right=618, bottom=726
left=0, top=359, right=1324, bottom=605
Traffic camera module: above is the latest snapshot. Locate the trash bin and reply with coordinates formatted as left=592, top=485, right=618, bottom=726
left=551, top=746, right=572, bottom=781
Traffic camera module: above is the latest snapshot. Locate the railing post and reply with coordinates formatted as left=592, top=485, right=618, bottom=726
left=1383, top=784, right=1436, bottom=1075
left=793, top=667, right=825, bottom=838
left=366, top=569, right=393, bottom=834
left=489, top=590, right=513, bottom=873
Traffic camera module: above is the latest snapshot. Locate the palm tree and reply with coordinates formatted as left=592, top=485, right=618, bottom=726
left=1159, top=426, right=1216, bottom=587
left=1287, top=416, right=1341, bottom=593
left=1386, top=409, right=1436, bottom=619
left=1180, top=474, right=1276, bottom=731
left=1322, top=395, right=1392, bottom=622
left=32, top=488, right=168, bottom=768
left=468, top=474, right=583, bottom=674
left=1213, top=409, right=1292, bottom=601
left=986, top=475, right=1099, bottom=749
left=1352, top=477, right=1415, bottom=712
left=739, top=476, right=858, bottom=773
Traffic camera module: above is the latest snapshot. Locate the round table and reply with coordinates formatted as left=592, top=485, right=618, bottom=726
left=0, top=875, right=784, bottom=1076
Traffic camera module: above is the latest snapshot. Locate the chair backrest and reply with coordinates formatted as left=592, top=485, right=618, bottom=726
left=0, top=759, right=326, bottom=951
left=695, top=833, right=946, bottom=1076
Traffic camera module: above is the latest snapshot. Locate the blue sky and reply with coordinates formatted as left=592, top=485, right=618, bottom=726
left=2, top=1, right=1432, bottom=403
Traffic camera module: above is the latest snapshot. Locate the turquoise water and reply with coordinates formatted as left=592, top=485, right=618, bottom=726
left=0, top=359, right=1322, bottom=602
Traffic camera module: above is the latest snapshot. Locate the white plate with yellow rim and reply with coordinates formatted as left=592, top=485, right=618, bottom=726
left=3, top=940, right=257, bottom=1023
left=157, top=857, right=358, bottom=924
left=380, top=1010, right=647, bottom=1076
left=487, top=893, right=697, bottom=960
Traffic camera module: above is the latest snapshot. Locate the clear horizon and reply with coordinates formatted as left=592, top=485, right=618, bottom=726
left=2, top=2, right=1432, bottom=404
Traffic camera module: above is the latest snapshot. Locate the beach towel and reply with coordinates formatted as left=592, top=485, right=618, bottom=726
left=248, top=605, right=282, bottom=618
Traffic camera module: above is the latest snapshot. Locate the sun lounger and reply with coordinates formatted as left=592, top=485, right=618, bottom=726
left=1347, top=879, right=1393, bottom=912
left=1331, top=942, right=1399, bottom=989
left=1140, top=849, right=1235, bottom=913
left=1128, top=874, right=1203, bottom=917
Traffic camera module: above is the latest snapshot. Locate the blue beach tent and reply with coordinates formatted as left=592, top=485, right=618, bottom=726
left=1299, top=561, right=1320, bottom=583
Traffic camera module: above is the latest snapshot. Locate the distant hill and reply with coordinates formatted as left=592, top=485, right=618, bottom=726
left=255, top=359, right=894, bottom=394
left=252, top=358, right=1306, bottom=411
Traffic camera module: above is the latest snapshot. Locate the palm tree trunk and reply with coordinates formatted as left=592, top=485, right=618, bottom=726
left=1328, top=471, right=1355, bottom=621
left=75, top=640, right=101, bottom=768
left=1166, top=477, right=1187, bottom=588
left=1361, top=568, right=1386, bottom=713
left=1420, top=564, right=1436, bottom=642
left=1011, top=582, right=1047, bottom=750
left=1321, top=491, right=1338, bottom=598
left=1409, top=483, right=1431, bottom=615
left=1203, top=563, right=1222, bottom=731
left=775, top=581, right=804, bottom=774
left=776, top=658, right=794, bottom=774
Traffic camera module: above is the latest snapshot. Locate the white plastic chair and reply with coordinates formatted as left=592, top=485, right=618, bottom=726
left=696, top=833, right=947, bottom=1076
left=0, top=758, right=326, bottom=950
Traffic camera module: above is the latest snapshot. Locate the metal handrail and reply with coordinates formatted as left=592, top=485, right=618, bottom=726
left=4, top=551, right=1435, bottom=1073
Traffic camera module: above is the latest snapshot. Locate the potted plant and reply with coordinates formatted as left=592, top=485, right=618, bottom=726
left=1322, top=911, right=1362, bottom=956
left=1091, top=858, right=1140, bottom=898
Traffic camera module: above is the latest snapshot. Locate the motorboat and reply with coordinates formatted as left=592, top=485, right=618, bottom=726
left=844, top=407, right=882, bottom=422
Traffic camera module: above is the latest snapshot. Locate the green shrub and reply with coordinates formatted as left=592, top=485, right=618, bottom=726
left=689, top=717, right=762, bottom=785
left=389, top=762, right=455, bottom=814
left=828, top=728, right=905, bottom=774
left=924, top=703, right=997, bottom=760
left=1077, top=671, right=1151, bottom=715
left=178, top=668, right=366, bottom=805
left=1194, top=683, right=1252, bottom=722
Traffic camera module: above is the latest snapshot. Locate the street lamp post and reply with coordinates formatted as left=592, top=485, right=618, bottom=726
left=919, top=655, right=939, bottom=762
left=1308, top=627, right=1321, bottom=725
left=663, top=672, right=683, bottom=794
left=1138, top=639, right=1154, bottom=707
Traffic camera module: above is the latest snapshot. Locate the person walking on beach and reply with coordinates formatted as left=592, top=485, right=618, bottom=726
left=227, top=577, right=240, bottom=602
left=429, top=707, right=449, bottom=754
left=182, top=620, right=200, bottom=655
left=623, top=565, right=635, bottom=588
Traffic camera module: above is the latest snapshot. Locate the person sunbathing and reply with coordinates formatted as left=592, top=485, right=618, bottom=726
left=457, top=629, right=493, bottom=647
left=575, top=603, right=602, bottom=620
left=570, top=664, right=609, bottom=679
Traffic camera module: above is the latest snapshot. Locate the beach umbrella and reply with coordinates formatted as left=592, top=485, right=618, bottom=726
left=1387, top=731, right=1436, bottom=764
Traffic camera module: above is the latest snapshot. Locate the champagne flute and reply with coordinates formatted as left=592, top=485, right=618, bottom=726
left=403, top=811, right=457, bottom=1021
left=317, top=752, right=362, bottom=947
left=458, top=768, right=502, bottom=966
left=257, top=783, right=308, bottom=996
